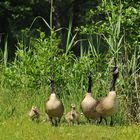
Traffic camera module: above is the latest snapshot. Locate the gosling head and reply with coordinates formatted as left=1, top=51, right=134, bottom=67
left=71, top=104, right=76, bottom=110
left=31, top=106, right=39, bottom=115
left=28, top=106, right=40, bottom=122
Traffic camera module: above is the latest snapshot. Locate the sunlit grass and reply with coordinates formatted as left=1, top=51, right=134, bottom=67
left=0, top=117, right=140, bottom=140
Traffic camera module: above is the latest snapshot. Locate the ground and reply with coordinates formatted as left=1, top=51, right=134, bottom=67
left=0, top=117, right=140, bottom=140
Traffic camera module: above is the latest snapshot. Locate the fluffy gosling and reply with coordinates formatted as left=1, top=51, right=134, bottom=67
left=65, top=104, right=80, bottom=125
left=28, top=106, right=40, bottom=122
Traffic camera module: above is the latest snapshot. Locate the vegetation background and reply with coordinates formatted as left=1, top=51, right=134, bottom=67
left=0, top=1, right=140, bottom=138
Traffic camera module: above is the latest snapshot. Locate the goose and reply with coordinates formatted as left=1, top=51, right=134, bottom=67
left=81, top=73, right=100, bottom=123
left=96, top=66, right=119, bottom=126
left=45, top=75, right=64, bottom=126
left=28, top=106, right=40, bottom=121
left=65, top=104, right=80, bottom=125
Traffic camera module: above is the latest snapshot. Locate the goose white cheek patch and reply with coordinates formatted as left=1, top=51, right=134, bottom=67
left=51, top=93, right=56, bottom=96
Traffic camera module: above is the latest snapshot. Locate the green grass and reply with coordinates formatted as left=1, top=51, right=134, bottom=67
left=0, top=117, right=140, bottom=140
left=0, top=2, right=140, bottom=137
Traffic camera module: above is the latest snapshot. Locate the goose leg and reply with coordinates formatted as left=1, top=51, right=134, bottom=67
left=103, top=117, right=108, bottom=125
left=87, top=118, right=91, bottom=124
left=110, top=116, right=113, bottom=126
left=72, top=120, right=75, bottom=125
left=49, top=117, right=55, bottom=126
left=98, top=116, right=103, bottom=124
left=58, top=117, right=61, bottom=124
left=77, top=119, right=80, bottom=125
left=95, top=119, right=98, bottom=125
left=54, top=119, right=58, bottom=127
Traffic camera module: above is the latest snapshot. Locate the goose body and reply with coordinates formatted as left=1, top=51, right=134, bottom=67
left=81, top=93, right=99, bottom=119
left=96, top=91, right=118, bottom=117
left=46, top=93, right=64, bottom=118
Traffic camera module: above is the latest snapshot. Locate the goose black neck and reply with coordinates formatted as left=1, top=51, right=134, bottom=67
left=110, top=74, right=118, bottom=91
left=88, top=76, right=92, bottom=93
left=51, top=80, right=55, bottom=93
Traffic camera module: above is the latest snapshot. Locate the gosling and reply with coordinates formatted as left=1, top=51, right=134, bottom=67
left=28, top=106, right=40, bottom=121
left=96, top=66, right=119, bottom=126
left=45, top=75, right=64, bottom=126
left=65, top=104, right=80, bottom=125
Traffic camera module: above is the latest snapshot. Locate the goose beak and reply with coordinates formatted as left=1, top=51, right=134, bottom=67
left=71, top=104, right=76, bottom=109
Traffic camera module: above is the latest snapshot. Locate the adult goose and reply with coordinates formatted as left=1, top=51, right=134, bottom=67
left=45, top=75, right=64, bottom=126
left=96, top=65, right=119, bottom=126
left=81, top=73, right=99, bottom=123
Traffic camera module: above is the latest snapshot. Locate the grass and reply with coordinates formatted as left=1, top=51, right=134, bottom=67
left=0, top=117, right=140, bottom=140
left=0, top=2, right=140, bottom=138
